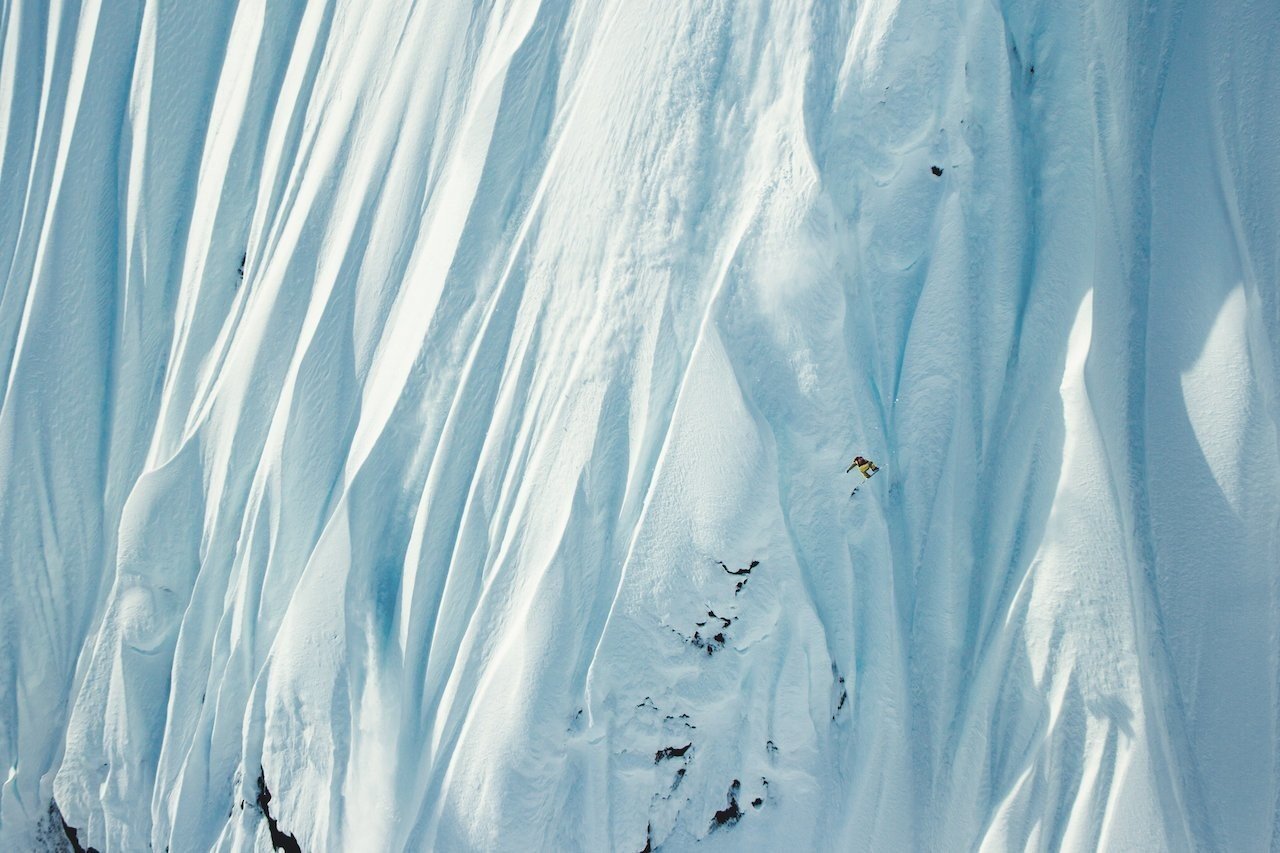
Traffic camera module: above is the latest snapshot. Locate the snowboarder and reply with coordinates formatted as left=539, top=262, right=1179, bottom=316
left=846, top=456, right=879, bottom=478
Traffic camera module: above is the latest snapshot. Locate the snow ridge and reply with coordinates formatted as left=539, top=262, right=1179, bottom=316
left=0, top=0, right=1277, bottom=850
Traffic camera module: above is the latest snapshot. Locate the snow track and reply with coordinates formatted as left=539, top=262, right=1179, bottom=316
left=1, top=0, right=1278, bottom=850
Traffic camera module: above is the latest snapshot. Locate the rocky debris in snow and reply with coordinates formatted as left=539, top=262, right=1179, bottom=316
left=751, top=777, right=770, bottom=810
left=718, top=559, right=758, bottom=594
left=673, top=561, right=758, bottom=652
left=664, top=713, right=695, bottom=730
left=696, top=630, right=726, bottom=655
left=568, top=708, right=587, bottom=734
left=832, top=664, right=849, bottom=718
left=672, top=625, right=727, bottom=656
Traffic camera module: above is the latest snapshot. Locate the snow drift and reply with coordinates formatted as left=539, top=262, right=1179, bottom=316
left=0, top=0, right=1277, bottom=850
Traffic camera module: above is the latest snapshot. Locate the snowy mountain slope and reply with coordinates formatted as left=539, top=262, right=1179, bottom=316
left=0, top=0, right=1277, bottom=850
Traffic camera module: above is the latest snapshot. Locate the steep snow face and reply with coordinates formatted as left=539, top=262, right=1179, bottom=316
left=1, top=0, right=1277, bottom=850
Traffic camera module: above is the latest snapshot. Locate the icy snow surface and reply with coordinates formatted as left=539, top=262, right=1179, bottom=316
left=1, top=0, right=1278, bottom=850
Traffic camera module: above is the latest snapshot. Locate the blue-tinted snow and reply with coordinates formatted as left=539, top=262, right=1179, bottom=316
left=0, top=0, right=1277, bottom=850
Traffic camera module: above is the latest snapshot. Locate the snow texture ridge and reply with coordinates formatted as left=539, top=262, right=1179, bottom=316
left=0, top=0, right=1277, bottom=850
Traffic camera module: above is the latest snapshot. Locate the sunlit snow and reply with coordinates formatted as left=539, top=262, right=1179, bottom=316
left=1, top=0, right=1277, bottom=850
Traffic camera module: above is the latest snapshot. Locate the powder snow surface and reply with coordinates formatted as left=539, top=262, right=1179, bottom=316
left=1, top=0, right=1278, bottom=850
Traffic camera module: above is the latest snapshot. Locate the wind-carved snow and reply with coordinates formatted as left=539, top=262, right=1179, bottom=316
left=0, top=0, right=1278, bottom=850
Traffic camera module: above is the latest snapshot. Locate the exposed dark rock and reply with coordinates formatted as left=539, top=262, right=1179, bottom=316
left=60, top=814, right=98, bottom=853
left=680, top=627, right=726, bottom=656
left=655, top=743, right=692, bottom=763
left=257, top=768, right=303, bottom=853
left=709, top=780, right=743, bottom=831
left=42, top=800, right=99, bottom=853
